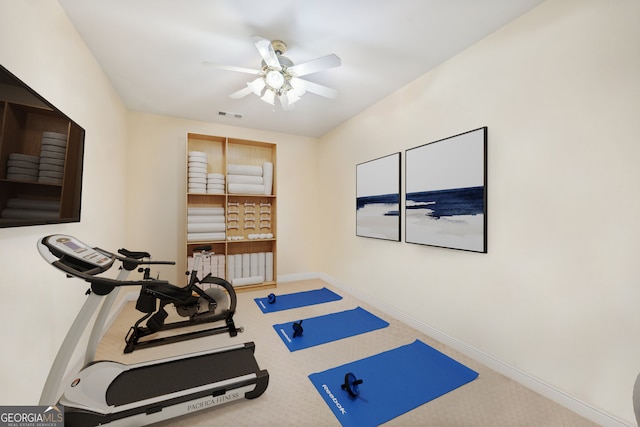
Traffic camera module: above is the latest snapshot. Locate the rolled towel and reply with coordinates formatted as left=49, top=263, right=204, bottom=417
left=265, top=252, right=274, bottom=282
left=227, top=164, right=262, bottom=177
left=187, top=215, right=225, bottom=224
left=188, top=151, right=207, bottom=158
left=231, top=276, right=264, bottom=287
left=227, top=255, right=235, bottom=281
left=250, top=253, right=259, bottom=277
left=258, top=252, right=266, bottom=277
left=263, top=162, right=273, bottom=195
left=227, top=174, right=263, bottom=185
left=187, top=232, right=226, bottom=242
left=242, top=253, right=251, bottom=278
left=187, top=222, right=226, bottom=233
left=227, top=183, right=265, bottom=195
left=187, top=207, right=225, bottom=215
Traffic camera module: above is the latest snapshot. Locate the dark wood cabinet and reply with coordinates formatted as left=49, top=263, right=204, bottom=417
left=0, top=65, right=85, bottom=228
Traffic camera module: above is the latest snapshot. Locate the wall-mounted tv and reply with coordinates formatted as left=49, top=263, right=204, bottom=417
left=0, top=64, right=85, bottom=228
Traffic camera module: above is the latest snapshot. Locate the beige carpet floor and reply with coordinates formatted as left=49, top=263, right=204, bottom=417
left=96, top=278, right=599, bottom=426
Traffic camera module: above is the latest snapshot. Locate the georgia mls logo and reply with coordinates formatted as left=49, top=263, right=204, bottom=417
left=0, top=405, right=64, bottom=427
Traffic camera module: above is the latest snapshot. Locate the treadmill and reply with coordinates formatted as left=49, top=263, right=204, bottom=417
left=38, top=234, right=269, bottom=427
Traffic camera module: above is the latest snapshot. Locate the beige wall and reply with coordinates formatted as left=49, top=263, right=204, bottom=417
left=0, top=1, right=129, bottom=404
left=317, top=0, right=640, bottom=423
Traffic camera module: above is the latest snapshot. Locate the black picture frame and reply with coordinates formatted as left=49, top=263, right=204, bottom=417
left=356, top=152, right=401, bottom=241
left=405, top=127, right=487, bottom=252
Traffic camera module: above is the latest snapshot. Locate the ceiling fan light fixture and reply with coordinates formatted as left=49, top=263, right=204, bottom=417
left=261, top=89, right=275, bottom=105
left=265, top=69, right=285, bottom=90
left=289, top=78, right=306, bottom=97
left=286, top=90, right=300, bottom=105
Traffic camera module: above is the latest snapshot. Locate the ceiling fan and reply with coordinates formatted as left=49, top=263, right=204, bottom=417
left=204, top=36, right=341, bottom=110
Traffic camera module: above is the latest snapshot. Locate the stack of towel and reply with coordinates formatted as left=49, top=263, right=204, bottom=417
left=5, top=153, right=39, bottom=182
left=227, top=162, right=273, bottom=195
left=226, top=251, right=274, bottom=287
left=187, top=151, right=208, bottom=194
left=187, top=206, right=226, bottom=242
left=1, top=198, right=60, bottom=220
left=187, top=252, right=226, bottom=282
left=206, top=173, right=225, bottom=194
left=38, top=132, right=67, bottom=184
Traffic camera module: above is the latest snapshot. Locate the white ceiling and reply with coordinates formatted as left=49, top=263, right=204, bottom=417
left=58, top=0, right=544, bottom=138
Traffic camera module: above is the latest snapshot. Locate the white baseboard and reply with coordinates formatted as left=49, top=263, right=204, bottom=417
left=282, top=272, right=632, bottom=427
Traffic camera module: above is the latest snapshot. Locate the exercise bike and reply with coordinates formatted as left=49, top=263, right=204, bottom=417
left=38, top=234, right=268, bottom=427
left=124, top=245, right=240, bottom=353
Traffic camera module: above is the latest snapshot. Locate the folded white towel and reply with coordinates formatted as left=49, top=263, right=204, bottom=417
left=207, top=178, right=225, bottom=185
left=188, top=166, right=207, bottom=174
left=227, top=164, right=263, bottom=177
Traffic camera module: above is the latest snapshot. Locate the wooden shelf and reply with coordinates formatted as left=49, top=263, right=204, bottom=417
left=0, top=65, right=85, bottom=228
left=185, top=133, right=276, bottom=292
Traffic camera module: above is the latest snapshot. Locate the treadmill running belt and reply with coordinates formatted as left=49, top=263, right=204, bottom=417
left=106, top=348, right=259, bottom=406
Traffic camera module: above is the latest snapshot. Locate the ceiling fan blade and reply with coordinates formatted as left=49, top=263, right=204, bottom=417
left=291, top=77, right=338, bottom=99
left=287, top=54, right=341, bottom=77
left=229, top=86, right=254, bottom=99
left=252, top=36, right=281, bottom=70
left=202, top=62, right=260, bottom=75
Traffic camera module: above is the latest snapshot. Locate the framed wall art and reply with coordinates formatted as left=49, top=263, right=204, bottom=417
left=405, top=127, right=487, bottom=252
left=356, top=152, right=401, bottom=241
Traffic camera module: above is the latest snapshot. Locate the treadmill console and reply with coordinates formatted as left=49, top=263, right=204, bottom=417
left=39, top=234, right=115, bottom=276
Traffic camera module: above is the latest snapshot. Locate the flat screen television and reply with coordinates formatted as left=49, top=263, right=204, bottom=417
left=0, top=64, right=85, bottom=228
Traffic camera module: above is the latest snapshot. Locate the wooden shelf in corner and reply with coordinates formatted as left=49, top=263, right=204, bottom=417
left=185, top=133, right=277, bottom=289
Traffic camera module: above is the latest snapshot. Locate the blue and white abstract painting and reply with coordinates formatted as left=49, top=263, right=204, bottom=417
left=405, top=128, right=487, bottom=252
left=356, top=153, right=401, bottom=241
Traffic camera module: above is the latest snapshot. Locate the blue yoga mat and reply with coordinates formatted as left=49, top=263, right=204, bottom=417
left=308, top=340, right=478, bottom=427
left=255, top=287, right=342, bottom=313
left=273, top=307, right=389, bottom=352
